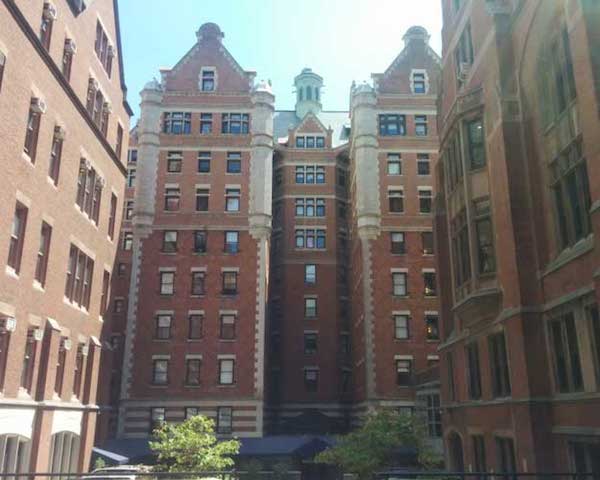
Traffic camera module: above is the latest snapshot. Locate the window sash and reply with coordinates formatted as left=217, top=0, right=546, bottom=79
left=392, top=273, right=407, bottom=296
left=188, top=315, right=203, bottom=339
left=394, top=315, right=409, bottom=339
left=160, top=272, right=175, bottom=295
left=155, top=315, right=171, bottom=340
left=219, top=359, right=234, bottom=384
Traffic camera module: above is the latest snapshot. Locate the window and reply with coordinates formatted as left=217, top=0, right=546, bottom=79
left=412, top=71, right=427, bottom=94
left=34, top=222, right=52, bottom=287
left=396, top=359, right=412, bottom=385
left=425, top=394, right=442, bottom=437
left=117, top=263, right=126, bottom=276
left=163, top=112, right=191, bottom=134
left=217, top=407, right=233, bottom=433
left=389, top=189, right=404, bottom=213
left=40, top=4, right=55, bottom=50
left=455, top=24, right=474, bottom=85
left=152, top=359, right=168, bottom=385
left=447, top=352, right=456, bottom=401
left=473, top=199, right=496, bottom=274
left=94, top=21, right=114, bottom=75
left=198, top=152, right=211, bottom=173
left=100, top=270, right=110, bottom=317
left=194, top=231, right=207, bottom=253
left=224, top=231, right=239, bottom=253
left=24, top=99, right=43, bottom=162
left=227, top=152, right=241, bottom=174
left=191, top=272, right=205, bottom=296
left=200, top=114, right=213, bottom=134
left=549, top=313, right=583, bottom=393
left=222, top=113, right=249, bottom=134
left=150, top=407, right=165, bottom=432
left=167, top=151, right=182, bottom=173
left=116, top=124, right=124, bottom=160
left=588, top=305, right=600, bottom=384
left=296, top=136, right=325, bottom=148
left=185, top=407, right=199, bottom=419
left=220, top=315, right=236, bottom=340
left=489, top=332, right=511, bottom=397
left=122, top=232, right=133, bottom=251
left=196, top=188, right=209, bottom=211
left=155, top=315, right=172, bottom=340
left=48, top=126, right=64, bottom=185
left=0, top=52, right=5, bottom=93
left=415, top=115, right=428, bottom=136
left=159, top=271, right=175, bottom=295
left=305, top=298, right=317, bottom=318
left=20, top=329, right=38, bottom=392
left=379, top=114, right=406, bottom=136
left=392, top=272, right=407, bottom=297
left=496, top=437, right=516, bottom=475
left=417, top=153, right=430, bottom=175
left=452, top=210, right=471, bottom=287
left=54, top=338, right=68, bottom=396
left=466, top=118, right=486, bottom=170
left=162, top=231, right=178, bottom=253
left=64, top=245, right=94, bottom=309
left=61, top=39, right=76, bottom=82
left=466, top=342, right=482, bottom=399
left=570, top=442, right=600, bottom=478
left=164, top=187, right=180, bottom=211
left=48, top=431, right=80, bottom=476
left=72, top=343, right=86, bottom=398
left=294, top=165, right=325, bottom=184
left=426, top=314, right=439, bottom=340
left=225, top=188, right=240, bottom=212
left=387, top=154, right=402, bottom=175
left=305, top=264, right=316, bottom=284
left=7, top=202, right=28, bottom=274
left=219, top=359, right=234, bottom=384
left=201, top=69, right=215, bottom=91
left=423, top=271, right=436, bottom=296
left=419, top=232, right=434, bottom=256
left=550, top=139, right=592, bottom=250
left=128, top=149, right=138, bottom=164
left=125, top=201, right=134, bottom=220
left=304, top=333, right=317, bottom=354
left=295, top=229, right=326, bottom=249
left=295, top=198, right=325, bottom=217
left=304, top=369, right=318, bottom=392
left=108, top=194, right=117, bottom=240
left=394, top=315, right=409, bottom=340
left=222, top=271, right=237, bottom=295
left=127, top=167, right=136, bottom=188
left=188, top=314, right=203, bottom=339
left=185, top=358, right=201, bottom=385
left=391, top=232, right=406, bottom=254
left=0, top=322, right=11, bottom=391
left=75, top=160, right=103, bottom=224
left=419, top=188, right=433, bottom=213
left=472, top=436, right=487, bottom=477
left=113, top=299, right=124, bottom=314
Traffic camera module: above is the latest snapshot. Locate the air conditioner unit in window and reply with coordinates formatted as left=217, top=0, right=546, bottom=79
left=68, top=0, right=85, bottom=14
left=31, top=97, right=47, bottom=114
left=81, top=344, right=89, bottom=356
left=0, top=316, right=17, bottom=333
left=54, top=125, right=67, bottom=140
left=108, top=45, right=116, bottom=58
left=33, top=328, right=44, bottom=341
left=43, top=2, right=58, bottom=20
left=64, top=38, right=77, bottom=55
left=62, top=338, right=72, bottom=351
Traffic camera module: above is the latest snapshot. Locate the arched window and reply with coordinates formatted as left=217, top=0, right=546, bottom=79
left=0, top=434, right=31, bottom=476
left=315, top=87, right=320, bottom=101
left=447, top=432, right=465, bottom=472
left=306, top=86, right=312, bottom=101
left=49, top=432, right=80, bottom=477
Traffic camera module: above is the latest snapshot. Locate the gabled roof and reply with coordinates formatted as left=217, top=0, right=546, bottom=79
left=274, top=110, right=350, bottom=149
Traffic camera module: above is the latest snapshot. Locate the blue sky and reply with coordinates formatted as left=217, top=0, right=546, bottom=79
left=119, top=0, right=443, bottom=119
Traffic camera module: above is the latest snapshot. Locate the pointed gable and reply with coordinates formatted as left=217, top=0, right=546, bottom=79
left=162, top=23, right=255, bottom=94
left=295, top=113, right=329, bottom=135
left=373, top=26, right=441, bottom=96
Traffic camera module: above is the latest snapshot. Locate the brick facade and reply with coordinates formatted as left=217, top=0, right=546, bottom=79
left=0, top=0, right=129, bottom=474
left=435, top=0, right=600, bottom=473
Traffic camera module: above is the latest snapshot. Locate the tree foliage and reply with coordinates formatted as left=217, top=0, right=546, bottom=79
left=315, top=410, right=441, bottom=479
left=149, top=415, right=240, bottom=472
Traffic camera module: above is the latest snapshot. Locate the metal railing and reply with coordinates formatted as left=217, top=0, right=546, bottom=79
left=0, top=472, right=302, bottom=480
left=374, top=472, right=600, bottom=480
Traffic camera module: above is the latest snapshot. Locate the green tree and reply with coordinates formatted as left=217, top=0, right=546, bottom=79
left=315, top=410, right=441, bottom=479
left=149, top=415, right=240, bottom=472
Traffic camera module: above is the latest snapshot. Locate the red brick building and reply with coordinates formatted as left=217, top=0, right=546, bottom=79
left=99, top=23, right=442, bottom=443
left=0, top=0, right=130, bottom=474
left=435, top=0, right=600, bottom=474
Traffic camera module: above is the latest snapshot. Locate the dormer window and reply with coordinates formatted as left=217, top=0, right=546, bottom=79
left=296, top=136, right=325, bottom=149
left=411, top=71, right=428, bottom=94
left=201, top=68, right=216, bottom=92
